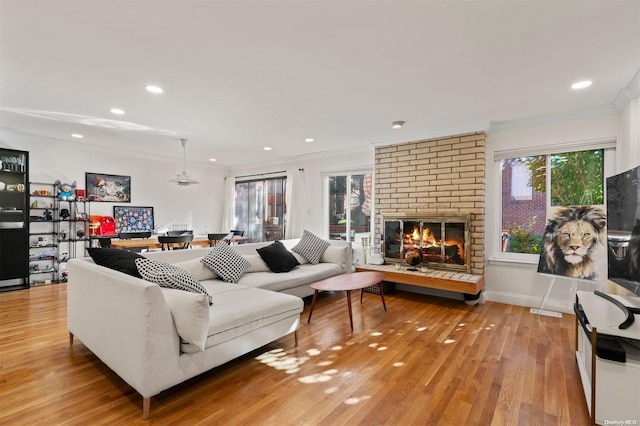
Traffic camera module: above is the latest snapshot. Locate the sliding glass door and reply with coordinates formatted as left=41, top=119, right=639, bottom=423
left=234, top=177, right=286, bottom=242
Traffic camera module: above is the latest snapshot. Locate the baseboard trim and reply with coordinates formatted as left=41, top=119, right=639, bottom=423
left=483, top=290, right=574, bottom=314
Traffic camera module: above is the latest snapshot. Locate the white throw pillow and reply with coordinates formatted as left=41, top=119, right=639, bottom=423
left=292, top=230, right=330, bottom=265
left=201, top=243, right=250, bottom=283
left=244, top=254, right=271, bottom=273
left=320, top=245, right=348, bottom=265
left=135, top=258, right=212, bottom=304
left=160, top=288, right=210, bottom=351
left=173, top=257, right=219, bottom=281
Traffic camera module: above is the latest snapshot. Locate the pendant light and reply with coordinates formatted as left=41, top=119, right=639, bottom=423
left=169, top=138, right=199, bottom=187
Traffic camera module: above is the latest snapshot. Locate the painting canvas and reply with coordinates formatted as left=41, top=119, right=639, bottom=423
left=85, top=172, right=131, bottom=203
left=536, top=205, right=607, bottom=281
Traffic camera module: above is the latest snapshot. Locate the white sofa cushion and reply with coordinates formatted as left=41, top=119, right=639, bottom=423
left=135, top=258, right=212, bottom=304
left=236, top=263, right=344, bottom=292
left=181, top=282, right=304, bottom=354
left=173, top=256, right=219, bottom=281
left=160, top=288, right=210, bottom=351
left=201, top=243, right=250, bottom=283
left=244, top=254, right=271, bottom=273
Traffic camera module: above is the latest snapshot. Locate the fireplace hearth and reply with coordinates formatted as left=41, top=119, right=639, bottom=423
left=382, top=212, right=471, bottom=273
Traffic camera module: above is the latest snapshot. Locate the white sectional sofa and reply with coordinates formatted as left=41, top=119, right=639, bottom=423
left=67, top=238, right=351, bottom=419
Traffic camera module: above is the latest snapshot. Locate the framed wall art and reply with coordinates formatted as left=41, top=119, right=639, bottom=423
left=85, top=172, right=131, bottom=203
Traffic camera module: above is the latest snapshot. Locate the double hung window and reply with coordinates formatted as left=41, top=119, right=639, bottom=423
left=495, top=140, right=614, bottom=262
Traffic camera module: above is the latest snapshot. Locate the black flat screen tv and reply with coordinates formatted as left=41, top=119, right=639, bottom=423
left=606, top=164, right=640, bottom=296
left=113, top=206, right=155, bottom=234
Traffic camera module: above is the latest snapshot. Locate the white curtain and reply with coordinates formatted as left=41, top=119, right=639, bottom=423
left=285, top=169, right=307, bottom=239
left=221, top=176, right=236, bottom=232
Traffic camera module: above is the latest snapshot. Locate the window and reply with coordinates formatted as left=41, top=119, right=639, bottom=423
left=496, top=141, right=614, bottom=260
left=234, top=177, right=286, bottom=242
left=324, top=171, right=372, bottom=242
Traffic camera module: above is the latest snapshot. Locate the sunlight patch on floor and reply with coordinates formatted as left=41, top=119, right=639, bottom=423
left=344, top=395, right=371, bottom=405
left=393, top=362, right=405, bottom=367
left=444, top=339, right=455, bottom=344
left=371, top=331, right=383, bottom=336
left=256, top=348, right=309, bottom=373
left=331, top=345, right=343, bottom=350
left=317, top=360, right=333, bottom=366
left=307, top=348, right=321, bottom=356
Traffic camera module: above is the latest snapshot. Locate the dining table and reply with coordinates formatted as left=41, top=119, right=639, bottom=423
left=109, top=235, right=248, bottom=250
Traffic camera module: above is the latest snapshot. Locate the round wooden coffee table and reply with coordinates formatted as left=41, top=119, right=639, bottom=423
left=307, top=271, right=387, bottom=331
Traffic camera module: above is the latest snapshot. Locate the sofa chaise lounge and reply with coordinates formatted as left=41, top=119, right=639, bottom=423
left=67, top=237, right=351, bottom=418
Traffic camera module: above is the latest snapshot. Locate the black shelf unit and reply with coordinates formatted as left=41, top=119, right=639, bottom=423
left=28, top=182, right=59, bottom=285
left=0, top=149, right=29, bottom=291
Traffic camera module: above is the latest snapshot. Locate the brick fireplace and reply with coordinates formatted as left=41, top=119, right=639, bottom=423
left=374, top=132, right=486, bottom=276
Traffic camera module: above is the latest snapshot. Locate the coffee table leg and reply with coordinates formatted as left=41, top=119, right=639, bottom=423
left=346, top=290, right=354, bottom=331
left=307, top=290, right=319, bottom=324
left=378, top=282, right=387, bottom=311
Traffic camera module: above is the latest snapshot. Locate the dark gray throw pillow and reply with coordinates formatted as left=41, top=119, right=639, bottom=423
left=87, top=248, right=144, bottom=278
left=256, top=241, right=300, bottom=273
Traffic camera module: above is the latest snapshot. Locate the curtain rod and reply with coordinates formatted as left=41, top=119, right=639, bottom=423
left=234, top=168, right=304, bottom=179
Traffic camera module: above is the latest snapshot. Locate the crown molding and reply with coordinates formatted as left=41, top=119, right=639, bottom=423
left=489, top=104, right=618, bottom=133
left=614, top=67, right=640, bottom=111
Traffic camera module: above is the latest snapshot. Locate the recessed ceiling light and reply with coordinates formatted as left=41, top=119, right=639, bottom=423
left=264, top=147, right=272, bottom=151
left=145, top=85, right=163, bottom=94
left=392, top=120, right=405, bottom=129
left=110, top=108, right=125, bottom=115
left=305, top=138, right=314, bottom=143
left=71, top=133, right=83, bottom=139
left=571, top=80, right=592, bottom=89
left=209, top=158, right=217, bottom=162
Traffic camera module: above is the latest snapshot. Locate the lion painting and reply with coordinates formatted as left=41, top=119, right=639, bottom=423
left=537, top=206, right=607, bottom=280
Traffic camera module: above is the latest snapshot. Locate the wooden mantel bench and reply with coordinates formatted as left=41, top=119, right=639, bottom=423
left=355, top=264, right=484, bottom=304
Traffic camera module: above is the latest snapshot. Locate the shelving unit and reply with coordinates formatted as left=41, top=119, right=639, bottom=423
left=0, top=148, right=29, bottom=292
left=54, top=184, right=89, bottom=282
left=28, top=182, right=59, bottom=285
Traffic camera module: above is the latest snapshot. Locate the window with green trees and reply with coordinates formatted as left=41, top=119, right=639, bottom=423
left=500, top=149, right=604, bottom=255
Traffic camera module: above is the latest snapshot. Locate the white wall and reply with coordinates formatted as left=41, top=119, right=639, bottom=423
left=484, top=111, right=635, bottom=312
left=0, top=133, right=227, bottom=235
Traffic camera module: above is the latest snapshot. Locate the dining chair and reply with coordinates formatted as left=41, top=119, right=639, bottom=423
left=167, top=230, right=193, bottom=237
left=158, top=234, right=193, bottom=251
left=117, top=231, right=152, bottom=252
left=118, top=231, right=152, bottom=239
left=230, top=230, right=244, bottom=237
left=208, top=233, right=233, bottom=247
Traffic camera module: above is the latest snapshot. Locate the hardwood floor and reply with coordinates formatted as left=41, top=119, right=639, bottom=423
left=0, top=284, right=590, bottom=425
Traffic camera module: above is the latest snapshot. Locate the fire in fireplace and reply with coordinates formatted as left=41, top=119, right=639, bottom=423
left=382, top=212, right=471, bottom=272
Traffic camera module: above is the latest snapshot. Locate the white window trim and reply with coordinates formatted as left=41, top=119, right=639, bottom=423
left=492, top=138, right=616, bottom=264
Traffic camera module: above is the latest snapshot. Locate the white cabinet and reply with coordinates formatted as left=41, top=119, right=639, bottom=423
left=575, top=291, right=640, bottom=425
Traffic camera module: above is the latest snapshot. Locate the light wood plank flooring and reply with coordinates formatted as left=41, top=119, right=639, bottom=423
left=0, top=284, right=590, bottom=425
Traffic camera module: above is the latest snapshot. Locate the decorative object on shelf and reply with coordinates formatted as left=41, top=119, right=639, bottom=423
left=169, top=138, right=199, bottom=187
left=54, top=180, right=77, bottom=201
left=368, top=253, right=384, bottom=265
left=86, top=172, right=131, bottom=202
left=42, top=209, right=53, bottom=221
left=59, top=208, right=70, bottom=219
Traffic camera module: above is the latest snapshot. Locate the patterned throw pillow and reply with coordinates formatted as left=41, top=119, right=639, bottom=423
left=200, top=243, right=250, bottom=283
left=135, top=258, right=212, bottom=304
left=292, top=230, right=331, bottom=265
left=256, top=240, right=300, bottom=273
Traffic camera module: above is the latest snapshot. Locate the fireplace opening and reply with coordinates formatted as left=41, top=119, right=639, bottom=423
left=382, top=213, right=471, bottom=272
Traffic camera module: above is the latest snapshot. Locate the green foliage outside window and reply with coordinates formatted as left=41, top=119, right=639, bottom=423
left=522, top=149, right=604, bottom=206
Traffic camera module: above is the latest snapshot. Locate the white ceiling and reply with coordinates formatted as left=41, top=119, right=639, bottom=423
left=1, top=1, right=638, bottom=167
